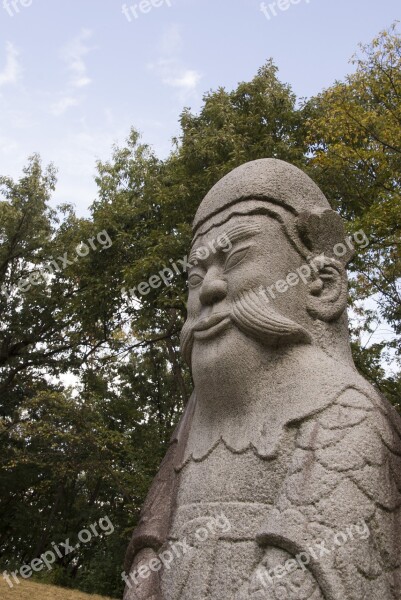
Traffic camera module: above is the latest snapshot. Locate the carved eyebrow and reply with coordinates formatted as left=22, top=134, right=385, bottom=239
left=189, top=223, right=262, bottom=264
left=189, top=247, right=205, bottom=265
left=224, top=223, right=262, bottom=244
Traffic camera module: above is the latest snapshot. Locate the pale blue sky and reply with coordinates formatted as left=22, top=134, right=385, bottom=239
left=0, top=0, right=400, bottom=215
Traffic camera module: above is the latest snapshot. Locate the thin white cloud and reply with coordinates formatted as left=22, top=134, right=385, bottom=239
left=0, top=42, right=22, bottom=87
left=61, top=28, right=94, bottom=89
left=51, top=96, right=79, bottom=116
left=149, top=59, right=202, bottom=99
left=50, top=29, right=95, bottom=117
left=149, top=25, right=202, bottom=101
left=163, top=69, right=202, bottom=91
left=160, top=23, right=183, bottom=55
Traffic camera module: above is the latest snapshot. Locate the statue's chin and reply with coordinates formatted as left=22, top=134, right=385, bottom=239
left=191, top=321, right=312, bottom=403
left=192, top=324, right=233, bottom=368
left=191, top=325, right=273, bottom=401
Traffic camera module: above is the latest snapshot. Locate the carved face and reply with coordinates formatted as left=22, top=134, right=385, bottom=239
left=181, top=214, right=312, bottom=368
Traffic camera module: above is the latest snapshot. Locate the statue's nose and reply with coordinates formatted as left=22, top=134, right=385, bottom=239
left=199, top=272, right=227, bottom=306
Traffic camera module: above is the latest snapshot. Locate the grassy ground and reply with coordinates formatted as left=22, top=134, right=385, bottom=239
left=0, top=578, right=117, bottom=600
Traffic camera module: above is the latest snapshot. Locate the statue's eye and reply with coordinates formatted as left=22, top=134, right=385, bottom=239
left=224, top=246, right=250, bottom=272
left=188, top=273, right=204, bottom=288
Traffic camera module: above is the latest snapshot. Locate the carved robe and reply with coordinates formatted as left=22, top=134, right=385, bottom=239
left=125, top=355, right=401, bottom=600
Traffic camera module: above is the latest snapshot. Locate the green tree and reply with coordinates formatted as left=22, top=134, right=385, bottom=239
left=306, top=23, right=401, bottom=403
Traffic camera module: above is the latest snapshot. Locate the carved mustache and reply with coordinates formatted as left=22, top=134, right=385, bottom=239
left=181, top=288, right=311, bottom=366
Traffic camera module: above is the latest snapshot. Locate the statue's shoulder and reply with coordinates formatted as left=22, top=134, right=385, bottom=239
left=292, top=382, right=401, bottom=513
left=304, top=354, right=401, bottom=437
left=298, top=378, right=401, bottom=457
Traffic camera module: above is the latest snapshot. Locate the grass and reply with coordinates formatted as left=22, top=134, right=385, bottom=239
left=0, top=578, right=117, bottom=600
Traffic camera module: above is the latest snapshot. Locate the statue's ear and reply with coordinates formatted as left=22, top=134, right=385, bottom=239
left=306, top=257, right=348, bottom=322
left=296, top=209, right=355, bottom=263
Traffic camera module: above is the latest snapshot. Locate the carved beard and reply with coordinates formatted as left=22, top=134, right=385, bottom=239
left=181, top=288, right=311, bottom=366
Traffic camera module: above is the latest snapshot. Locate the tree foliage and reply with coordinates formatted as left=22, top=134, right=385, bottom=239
left=306, top=22, right=401, bottom=403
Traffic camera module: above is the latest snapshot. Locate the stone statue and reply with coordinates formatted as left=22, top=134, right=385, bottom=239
left=123, top=159, right=401, bottom=600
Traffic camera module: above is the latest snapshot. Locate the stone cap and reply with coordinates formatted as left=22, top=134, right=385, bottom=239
left=193, top=158, right=331, bottom=235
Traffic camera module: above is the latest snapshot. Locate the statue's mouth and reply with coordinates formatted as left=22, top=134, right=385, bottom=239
left=193, top=313, right=231, bottom=339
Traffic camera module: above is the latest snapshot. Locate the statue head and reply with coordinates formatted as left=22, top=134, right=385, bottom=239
left=181, top=159, right=355, bottom=374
